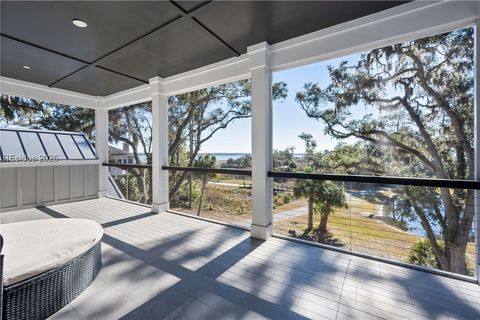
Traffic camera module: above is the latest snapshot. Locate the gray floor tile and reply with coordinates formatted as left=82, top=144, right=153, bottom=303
left=5, top=198, right=479, bottom=320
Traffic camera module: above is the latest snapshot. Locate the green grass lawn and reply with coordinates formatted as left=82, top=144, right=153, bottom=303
left=172, top=183, right=252, bottom=225
left=273, top=210, right=475, bottom=272
left=213, top=177, right=252, bottom=186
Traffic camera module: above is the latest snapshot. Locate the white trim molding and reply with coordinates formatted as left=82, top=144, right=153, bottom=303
left=162, top=54, right=250, bottom=96
left=474, top=18, right=480, bottom=284
left=103, top=83, right=151, bottom=110
left=0, top=159, right=100, bottom=168
left=0, top=76, right=101, bottom=109
left=1, top=1, right=478, bottom=109
left=270, top=0, right=480, bottom=72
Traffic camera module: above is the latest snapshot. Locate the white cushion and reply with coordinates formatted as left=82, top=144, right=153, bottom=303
left=1, top=218, right=103, bottom=286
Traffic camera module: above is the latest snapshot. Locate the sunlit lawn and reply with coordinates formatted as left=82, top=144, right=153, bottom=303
left=273, top=211, right=418, bottom=260
left=213, top=177, right=252, bottom=186
left=273, top=211, right=476, bottom=272
left=273, top=200, right=306, bottom=214
left=173, top=184, right=252, bottom=225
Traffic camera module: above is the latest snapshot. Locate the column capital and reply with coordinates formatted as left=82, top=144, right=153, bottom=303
left=149, top=76, right=166, bottom=95
left=247, top=42, right=271, bottom=70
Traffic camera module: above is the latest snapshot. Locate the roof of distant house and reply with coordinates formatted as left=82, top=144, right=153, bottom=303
left=108, top=145, right=132, bottom=157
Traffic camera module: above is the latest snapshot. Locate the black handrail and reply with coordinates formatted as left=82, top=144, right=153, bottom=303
left=104, top=163, right=480, bottom=189
left=162, top=165, right=252, bottom=176
left=103, top=163, right=152, bottom=169
left=268, top=171, right=480, bottom=190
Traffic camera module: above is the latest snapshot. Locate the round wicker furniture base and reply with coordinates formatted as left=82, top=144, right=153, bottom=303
left=2, top=240, right=101, bottom=320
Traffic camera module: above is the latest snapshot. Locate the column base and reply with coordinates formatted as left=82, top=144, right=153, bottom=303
left=250, top=223, right=272, bottom=240
left=98, top=190, right=108, bottom=198
left=151, top=202, right=169, bottom=213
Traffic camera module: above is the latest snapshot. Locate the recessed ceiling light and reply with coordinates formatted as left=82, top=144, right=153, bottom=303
left=72, top=19, right=87, bottom=28
left=22, top=65, right=31, bottom=70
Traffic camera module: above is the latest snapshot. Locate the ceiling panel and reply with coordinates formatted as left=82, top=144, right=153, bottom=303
left=1, top=1, right=409, bottom=97
left=0, top=36, right=87, bottom=86
left=53, top=66, right=145, bottom=96
left=97, top=17, right=235, bottom=79
left=173, top=1, right=210, bottom=12
left=0, top=1, right=182, bottom=63
left=193, top=1, right=408, bottom=54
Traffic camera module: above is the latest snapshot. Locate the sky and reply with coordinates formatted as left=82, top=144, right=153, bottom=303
left=200, top=54, right=359, bottom=154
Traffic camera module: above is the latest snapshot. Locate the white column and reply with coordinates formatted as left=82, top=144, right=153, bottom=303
left=150, top=77, right=169, bottom=213
left=248, top=42, right=273, bottom=240
left=95, top=108, right=109, bottom=197
left=474, top=19, right=480, bottom=284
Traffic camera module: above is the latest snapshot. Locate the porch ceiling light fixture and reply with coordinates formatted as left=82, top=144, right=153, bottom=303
left=22, top=65, right=30, bottom=69
left=72, top=19, right=87, bottom=28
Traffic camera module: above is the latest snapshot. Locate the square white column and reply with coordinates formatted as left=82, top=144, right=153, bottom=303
left=150, top=77, right=170, bottom=213
left=95, top=108, right=108, bottom=197
left=249, top=42, right=273, bottom=240
left=474, top=19, right=480, bottom=284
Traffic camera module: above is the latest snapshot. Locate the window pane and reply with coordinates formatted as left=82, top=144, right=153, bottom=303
left=272, top=27, right=475, bottom=277
left=108, top=103, right=151, bottom=164
left=0, top=96, right=95, bottom=140
left=0, top=130, right=25, bottom=158
left=18, top=131, right=46, bottom=157
left=39, top=133, right=66, bottom=160
left=167, top=79, right=254, bottom=227
left=57, top=134, right=83, bottom=159
left=273, top=27, right=474, bottom=180
left=73, top=135, right=95, bottom=159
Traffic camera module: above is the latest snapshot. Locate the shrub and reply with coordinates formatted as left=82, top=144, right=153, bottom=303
left=273, top=193, right=285, bottom=208
left=408, top=239, right=444, bottom=269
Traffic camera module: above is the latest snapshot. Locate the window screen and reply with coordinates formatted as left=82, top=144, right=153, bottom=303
left=57, top=134, right=83, bottom=159
left=0, top=130, right=25, bottom=159
left=19, top=131, right=46, bottom=157
left=72, top=135, right=95, bottom=159
left=39, top=133, right=67, bottom=160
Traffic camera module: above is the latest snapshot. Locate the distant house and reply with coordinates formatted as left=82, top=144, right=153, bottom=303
left=109, top=143, right=135, bottom=177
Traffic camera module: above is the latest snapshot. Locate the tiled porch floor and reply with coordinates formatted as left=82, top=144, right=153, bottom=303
left=2, top=198, right=479, bottom=319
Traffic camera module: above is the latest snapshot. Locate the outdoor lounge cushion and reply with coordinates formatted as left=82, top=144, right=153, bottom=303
left=0, top=218, right=103, bottom=286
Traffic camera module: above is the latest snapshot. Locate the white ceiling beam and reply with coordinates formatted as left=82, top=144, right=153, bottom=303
left=0, top=76, right=101, bottom=109
left=2, top=1, right=479, bottom=109
left=162, top=55, right=250, bottom=96
left=269, top=0, right=480, bottom=71
left=103, top=83, right=151, bottom=110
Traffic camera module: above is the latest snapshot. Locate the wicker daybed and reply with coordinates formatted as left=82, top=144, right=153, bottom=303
left=0, top=219, right=103, bottom=320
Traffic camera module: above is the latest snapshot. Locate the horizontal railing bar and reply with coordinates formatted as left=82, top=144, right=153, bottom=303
left=162, top=165, right=252, bottom=176
left=268, top=171, right=480, bottom=190
left=103, top=163, right=152, bottom=169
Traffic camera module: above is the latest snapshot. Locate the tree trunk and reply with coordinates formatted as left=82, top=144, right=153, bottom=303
left=406, top=188, right=471, bottom=275
left=445, top=241, right=468, bottom=274
left=319, top=204, right=331, bottom=234
left=188, top=173, right=193, bottom=208
left=307, top=195, right=314, bottom=230
left=188, top=121, right=193, bottom=208
left=197, top=174, right=207, bottom=216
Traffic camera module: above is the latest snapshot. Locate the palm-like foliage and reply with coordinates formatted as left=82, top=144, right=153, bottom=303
left=193, top=154, right=218, bottom=216
left=293, top=167, right=347, bottom=232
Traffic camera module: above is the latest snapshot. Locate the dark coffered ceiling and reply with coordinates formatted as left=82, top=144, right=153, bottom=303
left=0, top=1, right=408, bottom=96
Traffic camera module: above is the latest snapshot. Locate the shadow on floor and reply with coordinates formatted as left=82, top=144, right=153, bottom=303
left=39, top=204, right=480, bottom=319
